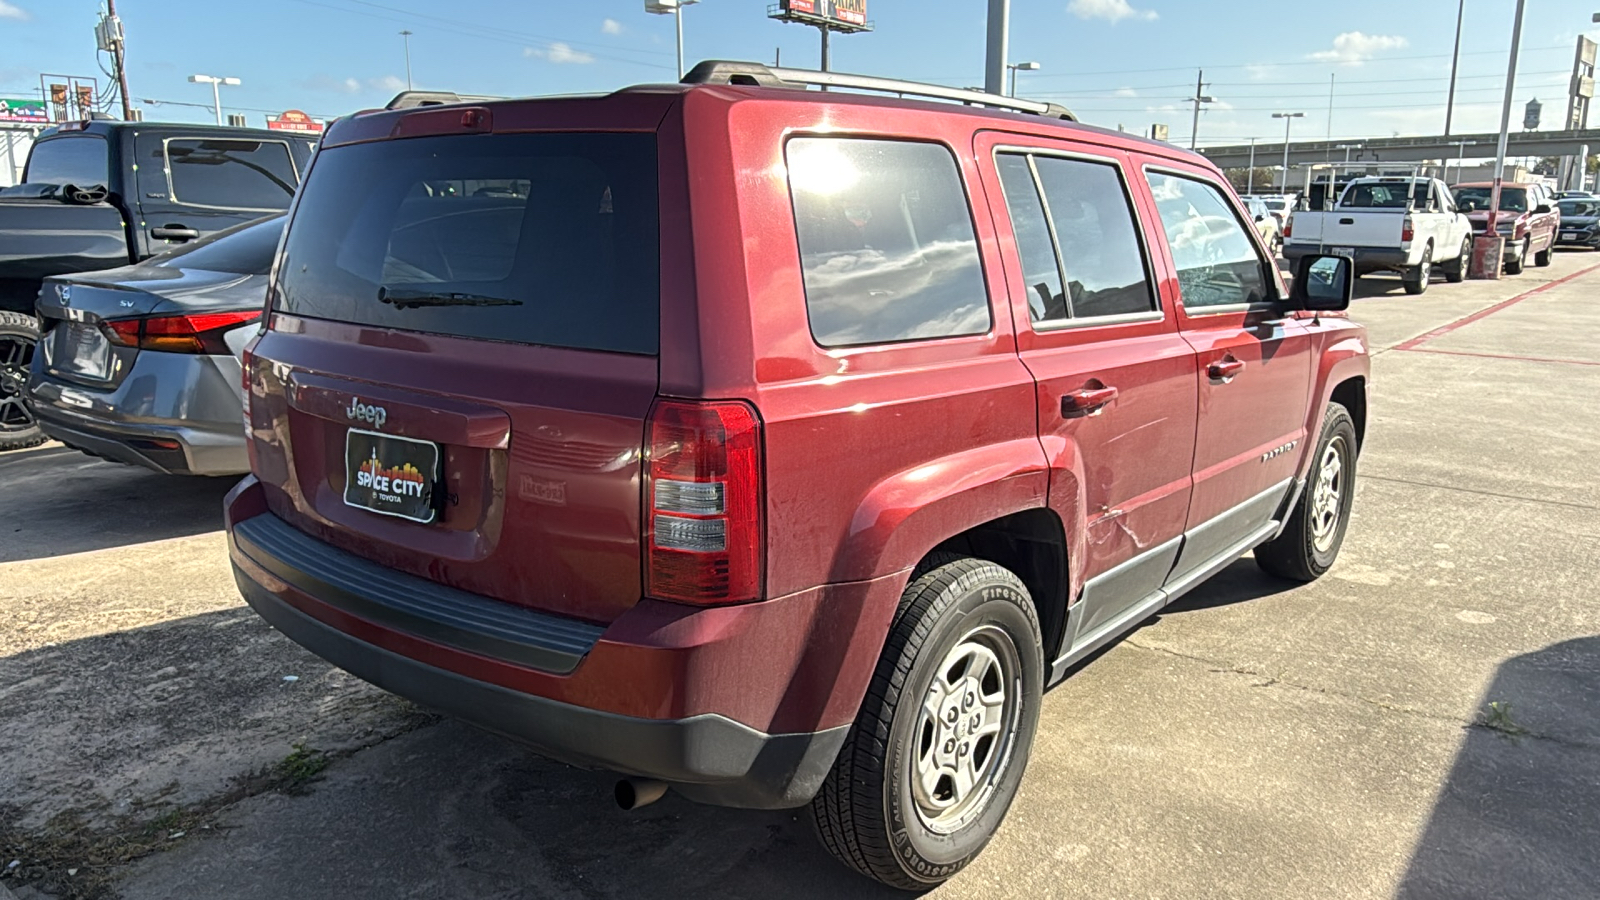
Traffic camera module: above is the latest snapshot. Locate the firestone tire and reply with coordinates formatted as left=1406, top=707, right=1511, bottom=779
left=0, top=311, right=46, bottom=453
left=1255, top=403, right=1358, bottom=582
left=810, top=556, right=1043, bottom=891
left=1444, top=237, right=1471, bottom=283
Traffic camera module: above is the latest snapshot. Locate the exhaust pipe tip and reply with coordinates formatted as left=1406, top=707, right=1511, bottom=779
left=615, top=778, right=669, bottom=811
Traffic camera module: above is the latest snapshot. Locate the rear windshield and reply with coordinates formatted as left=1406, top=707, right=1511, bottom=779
left=24, top=136, right=109, bottom=187
left=151, top=215, right=285, bottom=276
left=1455, top=187, right=1527, bottom=213
left=273, top=132, right=658, bottom=355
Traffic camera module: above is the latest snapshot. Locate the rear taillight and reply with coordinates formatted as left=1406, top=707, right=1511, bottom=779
left=1401, top=216, right=1415, bottom=243
left=1282, top=216, right=1293, bottom=239
left=645, top=399, right=764, bottom=605
left=103, top=311, right=261, bottom=355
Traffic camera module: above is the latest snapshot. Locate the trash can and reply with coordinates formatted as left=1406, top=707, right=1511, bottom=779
left=1468, top=234, right=1505, bottom=280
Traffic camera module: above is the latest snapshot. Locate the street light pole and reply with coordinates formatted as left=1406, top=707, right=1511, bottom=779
left=1006, top=61, right=1040, bottom=98
left=1489, top=0, right=1527, bottom=235
left=1273, top=112, right=1305, bottom=191
left=400, top=30, right=413, bottom=90
left=188, top=74, right=240, bottom=126
left=1247, top=137, right=1257, bottom=194
left=1445, top=0, right=1466, bottom=135
left=985, top=0, right=1010, bottom=96
left=646, top=0, right=698, bottom=80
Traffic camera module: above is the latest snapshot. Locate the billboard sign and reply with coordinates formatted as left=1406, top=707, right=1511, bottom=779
left=0, top=98, right=50, bottom=124
left=266, top=109, right=324, bottom=134
left=776, top=0, right=867, bottom=29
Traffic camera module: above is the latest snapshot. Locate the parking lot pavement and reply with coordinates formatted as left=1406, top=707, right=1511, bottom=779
left=3, top=251, right=1599, bottom=899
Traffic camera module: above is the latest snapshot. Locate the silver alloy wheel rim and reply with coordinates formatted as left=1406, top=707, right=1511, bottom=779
left=1310, top=436, right=1346, bottom=554
left=1419, top=256, right=1430, bottom=282
left=911, top=625, right=1021, bottom=835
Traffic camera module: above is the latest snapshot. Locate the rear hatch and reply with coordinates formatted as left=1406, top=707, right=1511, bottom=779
left=249, top=114, right=666, bottom=626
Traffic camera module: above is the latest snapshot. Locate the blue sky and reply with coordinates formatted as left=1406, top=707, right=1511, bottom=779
left=3, top=0, right=1599, bottom=150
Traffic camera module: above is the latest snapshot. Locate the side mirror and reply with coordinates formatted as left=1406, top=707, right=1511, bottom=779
left=1255, top=213, right=1267, bottom=222
left=1290, top=254, right=1352, bottom=312
left=1535, top=204, right=1553, bottom=214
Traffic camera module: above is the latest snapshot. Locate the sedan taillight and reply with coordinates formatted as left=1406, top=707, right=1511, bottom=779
left=103, top=311, right=261, bottom=355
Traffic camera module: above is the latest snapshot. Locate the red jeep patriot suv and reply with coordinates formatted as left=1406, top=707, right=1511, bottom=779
left=226, top=62, right=1368, bottom=889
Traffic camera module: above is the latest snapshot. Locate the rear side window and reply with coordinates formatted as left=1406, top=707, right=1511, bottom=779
left=274, top=132, right=659, bottom=355
left=994, top=152, right=1155, bottom=324
left=1147, top=172, right=1270, bottom=310
left=786, top=138, right=990, bottom=347
left=166, top=139, right=298, bottom=210
left=152, top=215, right=284, bottom=276
left=24, top=136, right=109, bottom=187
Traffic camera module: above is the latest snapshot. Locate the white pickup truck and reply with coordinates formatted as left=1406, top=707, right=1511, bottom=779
left=1283, top=176, right=1474, bottom=295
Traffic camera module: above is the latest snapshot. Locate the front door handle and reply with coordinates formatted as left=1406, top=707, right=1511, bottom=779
left=1208, top=358, right=1246, bottom=381
left=1061, top=385, right=1118, bottom=417
left=151, top=225, right=200, bottom=241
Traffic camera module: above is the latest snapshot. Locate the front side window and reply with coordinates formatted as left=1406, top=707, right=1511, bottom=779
left=1147, top=172, right=1270, bottom=310
left=166, top=139, right=298, bottom=209
left=787, top=138, right=990, bottom=347
left=24, top=136, right=109, bottom=187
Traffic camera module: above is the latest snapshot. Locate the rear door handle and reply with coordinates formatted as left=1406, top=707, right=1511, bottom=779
left=1061, top=386, right=1118, bottom=417
left=1208, top=358, right=1246, bottom=381
left=151, top=225, right=200, bottom=241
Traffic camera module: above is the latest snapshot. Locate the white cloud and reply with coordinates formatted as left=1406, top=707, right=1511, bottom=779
left=1067, top=0, right=1157, bottom=24
left=601, top=18, right=623, bottom=35
left=1245, top=64, right=1279, bottom=82
left=1308, top=32, right=1408, bottom=65
left=0, top=1, right=29, bottom=20
left=525, top=42, right=595, bottom=64
left=298, top=74, right=408, bottom=94
left=1114, top=87, right=1139, bottom=98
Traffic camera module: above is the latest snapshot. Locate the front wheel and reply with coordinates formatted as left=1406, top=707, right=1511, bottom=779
left=1505, top=238, right=1528, bottom=275
left=1255, top=403, right=1358, bottom=582
left=811, top=557, right=1043, bottom=890
left=1444, top=236, right=1472, bottom=283
left=1534, top=239, right=1553, bottom=267
left=0, top=311, right=45, bottom=453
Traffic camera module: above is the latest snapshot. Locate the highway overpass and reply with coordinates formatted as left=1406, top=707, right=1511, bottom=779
left=1197, top=128, right=1600, bottom=169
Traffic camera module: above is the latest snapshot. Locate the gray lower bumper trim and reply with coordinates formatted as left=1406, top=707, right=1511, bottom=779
left=234, top=566, right=849, bottom=809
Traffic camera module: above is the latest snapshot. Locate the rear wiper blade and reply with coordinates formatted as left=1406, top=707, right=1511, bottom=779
left=378, top=287, right=523, bottom=309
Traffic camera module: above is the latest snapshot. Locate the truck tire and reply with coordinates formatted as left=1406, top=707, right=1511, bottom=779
left=0, top=311, right=46, bottom=453
left=1534, top=239, right=1553, bottom=267
left=810, top=556, right=1043, bottom=890
left=1505, top=238, right=1528, bottom=275
left=1444, top=236, right=1471, bottom=283
left=1402, top=244, right=1432, bottom=295
left=1255, top=403, right=1358, bottom=582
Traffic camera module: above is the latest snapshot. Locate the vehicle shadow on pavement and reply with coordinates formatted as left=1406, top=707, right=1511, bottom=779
left=0, top=444, right=237, bottom=563
left=1160, top=557, right=1295, bottom=615
left=1395, top=636, right=1600, bottom=900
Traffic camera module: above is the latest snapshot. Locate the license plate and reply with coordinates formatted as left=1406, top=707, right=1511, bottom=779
left=1331, top=247, right=1355, bottom=258
left=1564, top=232, right=1579, bottom=240
left=343, top=428, right=440, bottom=524
left=53, top=322, right=110, bottom=380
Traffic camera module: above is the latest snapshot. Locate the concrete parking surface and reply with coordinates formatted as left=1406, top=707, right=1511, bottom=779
left=3, top=255, right=1599, bottom=899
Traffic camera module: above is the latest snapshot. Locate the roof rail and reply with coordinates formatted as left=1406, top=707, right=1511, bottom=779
left=385, top=90, right=507, bottom=110
left=681, top=60, right=1076, bottom=122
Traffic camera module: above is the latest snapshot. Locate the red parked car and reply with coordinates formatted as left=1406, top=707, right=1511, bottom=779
left=1453, top=181, right=1560, bottom=274
left=225, top=62, right=1368, bottom=889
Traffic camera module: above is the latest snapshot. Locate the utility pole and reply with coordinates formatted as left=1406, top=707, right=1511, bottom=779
left=820, top=25, right=830, bottom=72
left=985, top=0, right=1009, bottom=96
left=105, top=0, right=133, bottom=120
left=1489, top=0, right=1527, bottom=235
left=1273, top=112, right=1305, bottom=190
left=1326, top=73, right=1335, bottom=141
left=1445, top=0, right=1466, bottom=136
left=1247, top=137, right=1257, bottom=194
left=400, top=30, right=413, bottom=90
left=1188, top=70, right=1217, bottom=150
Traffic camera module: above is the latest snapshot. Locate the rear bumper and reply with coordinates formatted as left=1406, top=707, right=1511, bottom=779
left=31, top=402, right=246, bottom=475
left=1283, top=243, right=1410, bottom=272
left=224, top=476, right=903, bottom=809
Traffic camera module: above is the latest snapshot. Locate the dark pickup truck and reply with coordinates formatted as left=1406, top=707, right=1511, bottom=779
left=0, top=120, right=313, bottom=450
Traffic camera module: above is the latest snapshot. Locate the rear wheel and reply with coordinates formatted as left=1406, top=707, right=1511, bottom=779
left=1402, top=244, right=1432, bottom=295
left=810, top=557, right=1043, bottom=890
left=1255, top=403, right=1358, bottom=582
left=1444, top=236, right=1471, bottom=283
left=1505, top=238, right=1528, bottom=275
left=0, top=311, right=45, bottom=453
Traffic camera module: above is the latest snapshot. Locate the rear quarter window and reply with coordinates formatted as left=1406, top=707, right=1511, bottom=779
left=273, top=132, right=659, bottom=355
left=786, top=137, right=990, bottom=347
left=166, top=139, right=299, bottom=210
left=24, top=136, right=109, bottom=187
